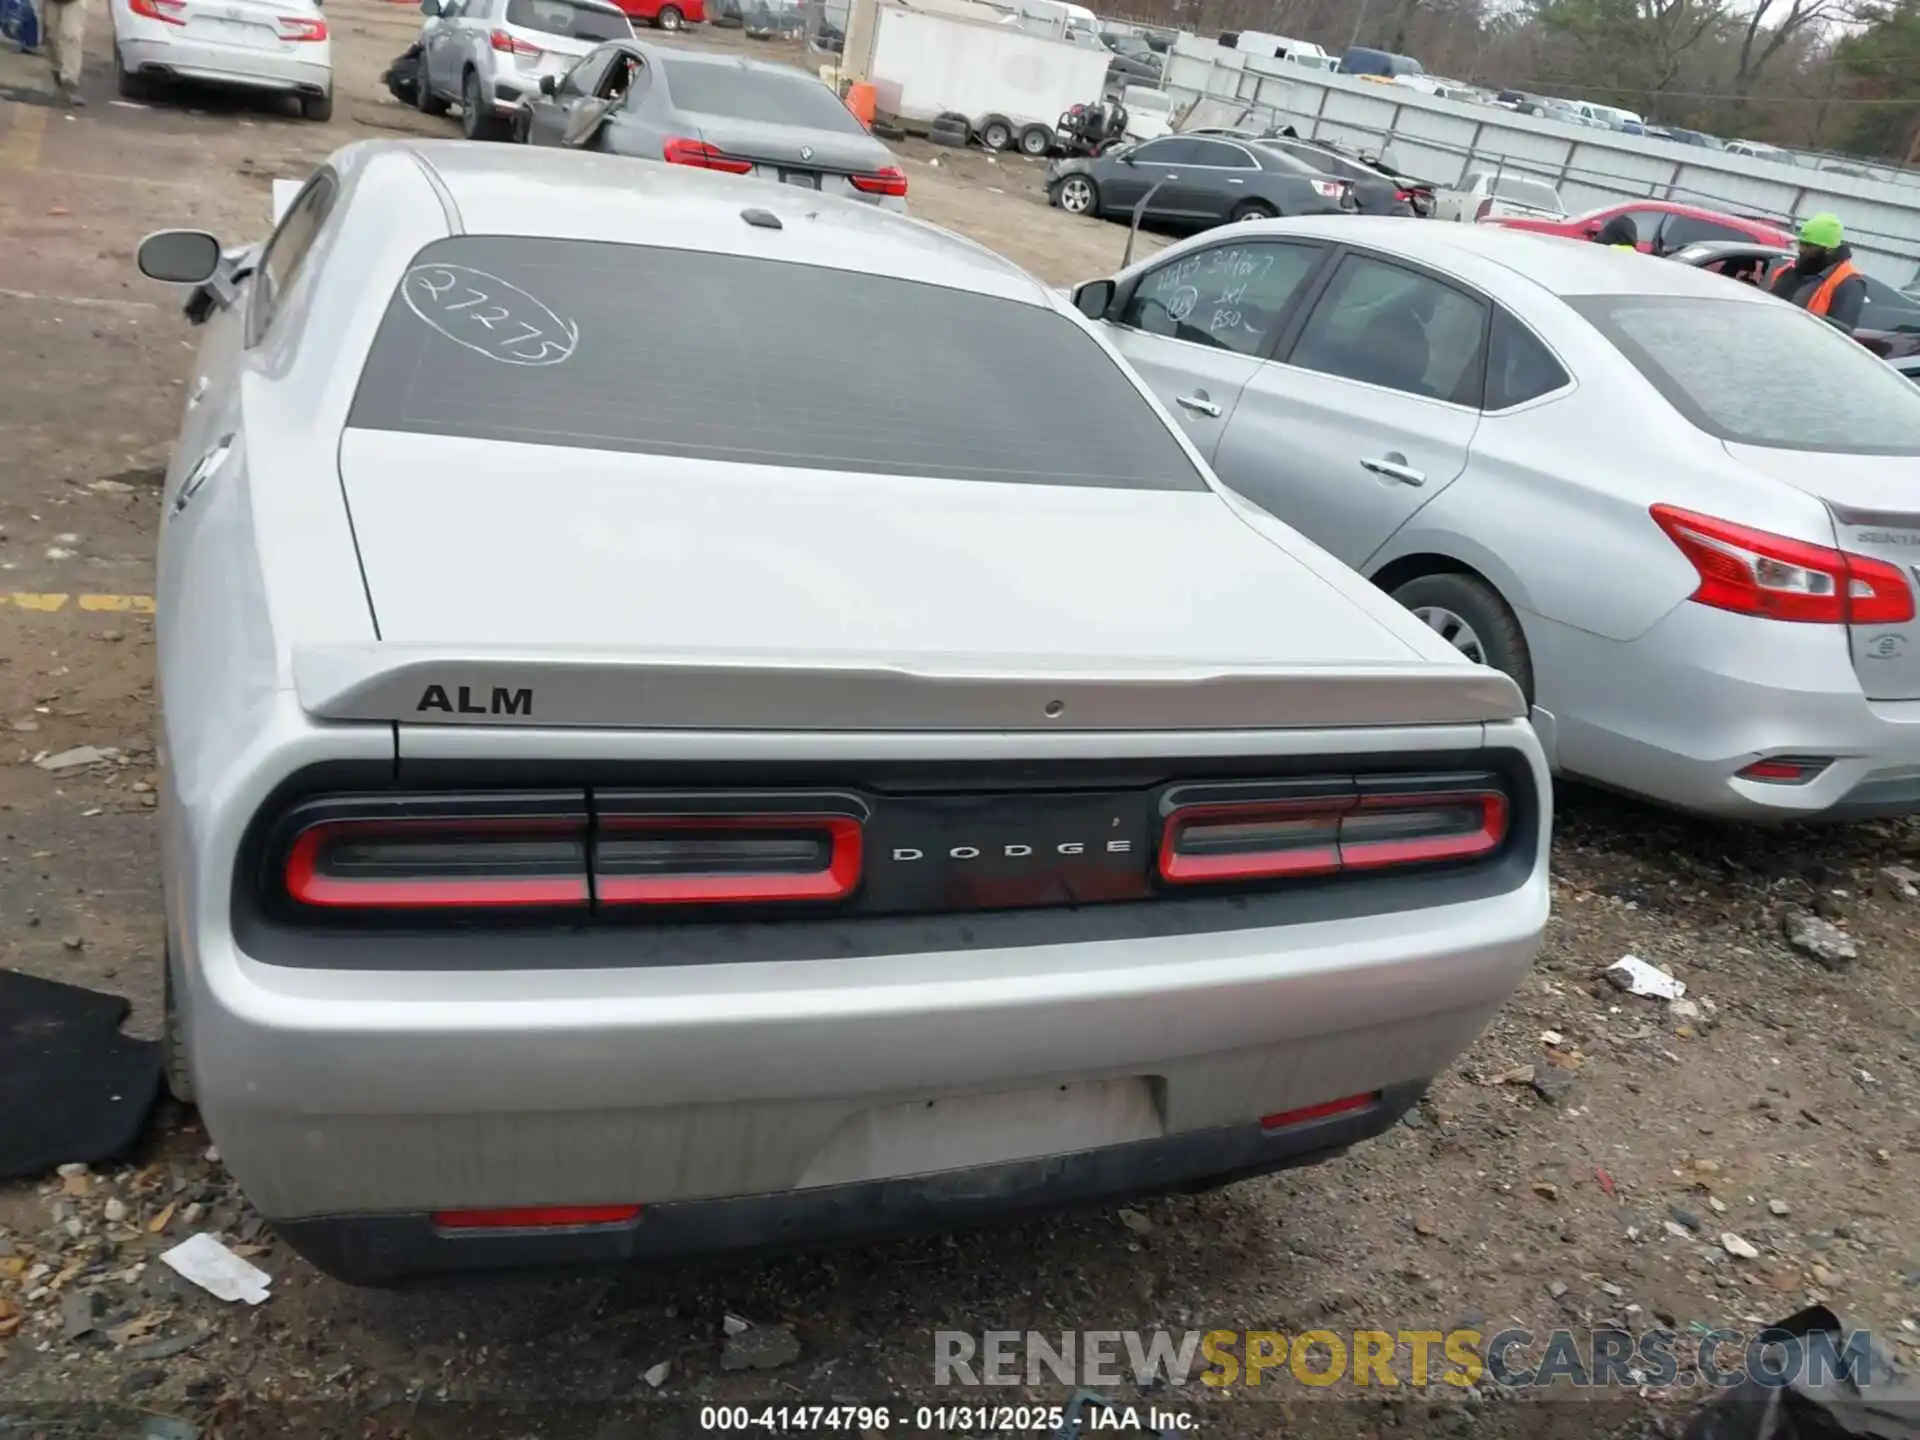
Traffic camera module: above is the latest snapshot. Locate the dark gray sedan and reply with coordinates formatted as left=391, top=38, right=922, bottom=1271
left=1047, top=134, right=1354, bottom=232
left=522, top=41, right=906, bottom=209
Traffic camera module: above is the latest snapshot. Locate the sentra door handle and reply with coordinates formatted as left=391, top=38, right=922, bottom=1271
left=1360, top=454, right=1426, bottom=486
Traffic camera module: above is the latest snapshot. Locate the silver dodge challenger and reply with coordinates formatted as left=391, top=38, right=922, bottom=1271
left=136, top=139, right=1549, bottom=1285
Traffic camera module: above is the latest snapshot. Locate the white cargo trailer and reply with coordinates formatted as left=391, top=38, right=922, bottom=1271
left=844, top=0, right=1114, bottom=156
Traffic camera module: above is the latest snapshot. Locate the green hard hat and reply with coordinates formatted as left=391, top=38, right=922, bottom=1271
left=1798, top=212, right=1843, bottom=248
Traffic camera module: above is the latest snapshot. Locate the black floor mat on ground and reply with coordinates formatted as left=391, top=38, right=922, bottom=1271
left=0, top=969, right=162, bottom=1180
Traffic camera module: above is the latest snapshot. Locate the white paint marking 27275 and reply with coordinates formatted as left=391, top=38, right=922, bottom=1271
left=401, top=263, right=579, bottom=366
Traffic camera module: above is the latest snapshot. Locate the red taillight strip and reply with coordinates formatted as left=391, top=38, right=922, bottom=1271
left=1650, top=504, right=1914, bottom=625
left=849, top=166, right=908, bottom=197
left=1158, top=786, right=1506, bottom=886
left=661, top=136, right=755, bottom=173
left=1261, top=1093, right=1376, bottom=1132
left=285, top=818, right=589, bottom=909
left=130, top=0, right=186, bottom=23
left=595, top=814, right=863, bottom=906
left=1337, top=791, right=1508, bottom=870
left=433, top=1204, right=642, bottom=1230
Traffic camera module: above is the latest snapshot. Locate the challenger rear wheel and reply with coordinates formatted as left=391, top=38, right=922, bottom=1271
left=162, top=944, right=195, bottom=1106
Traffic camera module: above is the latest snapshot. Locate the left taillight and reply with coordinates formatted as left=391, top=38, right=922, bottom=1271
left=277, top=14, right=326, bottom=39
left=594, top=792, right=866, bottom=907
left=130, top=0, right=187, bottom=23
left=488, top=27, right=540, bottom=55
left=661, top=136, right=754, bottom=173
left=277, top=794, right=590, bottom=912
left=849, top=166, right=908, bottom=198
left=1157, top=776, right=1508, bottom=887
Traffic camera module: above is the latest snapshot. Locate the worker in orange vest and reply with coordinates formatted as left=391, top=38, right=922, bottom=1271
left=1768, top=213, right=1866, bottom=333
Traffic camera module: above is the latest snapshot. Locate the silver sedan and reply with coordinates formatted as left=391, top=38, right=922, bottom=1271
left=1071, top=217, right=1920, bottom=821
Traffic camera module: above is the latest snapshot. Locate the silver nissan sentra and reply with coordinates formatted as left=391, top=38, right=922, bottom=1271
left=138, top=139, right=1548, bottom=1285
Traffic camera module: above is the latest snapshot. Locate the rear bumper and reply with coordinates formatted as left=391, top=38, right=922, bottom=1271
left=118, top=35, right=330, bottom=92
left=1534, top=601, right=1920, bottom=818
left=276, top=1083, right=1425, bottom=1286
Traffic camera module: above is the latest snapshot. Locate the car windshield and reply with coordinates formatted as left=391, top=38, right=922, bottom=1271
left=1493, top=176, right=1560, bottom=209
left=349, top=237, right=1208, bottom=489
left=1571, top=294, right=1920, bottom=454
left=659, top=59, right=865, bottom=131
left=504, top=0, right=630, bottom=40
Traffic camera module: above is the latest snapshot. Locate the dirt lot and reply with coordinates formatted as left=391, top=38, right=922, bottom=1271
left=1, top=10, right=1918, bottom=1437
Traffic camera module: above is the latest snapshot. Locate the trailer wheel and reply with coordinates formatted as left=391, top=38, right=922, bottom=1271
left=1017, top=123, right=1054, bottom=157
left=979, top=114, right=1014, bottom=150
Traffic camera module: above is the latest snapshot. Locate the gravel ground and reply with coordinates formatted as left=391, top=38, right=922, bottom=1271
left=0, top=11, right=1917, bottom=1437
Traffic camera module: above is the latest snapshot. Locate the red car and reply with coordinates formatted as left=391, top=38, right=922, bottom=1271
left=1484, top=199, right=1793, bottom=257
left=607, top=0, right=703, bottom=28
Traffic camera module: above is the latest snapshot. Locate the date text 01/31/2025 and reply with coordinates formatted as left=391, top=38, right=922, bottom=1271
left=696, top=1404, right=1197, bottom=1433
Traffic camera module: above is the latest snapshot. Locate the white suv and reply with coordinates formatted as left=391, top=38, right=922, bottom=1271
left=415, top=0, right=632, bottom=141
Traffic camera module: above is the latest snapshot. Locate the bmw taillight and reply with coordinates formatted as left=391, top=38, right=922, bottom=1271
left=662, top=136, right=754, bottom=173
left=848, top=166, right=908, bottom=197
left=594, top=792, right=866, bottom=907
left=1157, top=775, right=1508, bottom=886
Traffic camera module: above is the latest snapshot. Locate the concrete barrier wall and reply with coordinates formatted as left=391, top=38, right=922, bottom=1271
left=1164, top=37, right=1920, bottom=285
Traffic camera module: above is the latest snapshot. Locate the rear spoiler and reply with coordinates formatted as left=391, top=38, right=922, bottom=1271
left=291, top=644, right=1527, bottom=732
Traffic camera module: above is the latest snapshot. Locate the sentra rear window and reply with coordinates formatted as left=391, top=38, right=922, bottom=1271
left=504, top=0, right=630, bottom=40
left=1570, top=293, right=1920, bottom=454
left=659, top=59, right=865, bottom=131
left=347, top=236, right=1208, bottom=490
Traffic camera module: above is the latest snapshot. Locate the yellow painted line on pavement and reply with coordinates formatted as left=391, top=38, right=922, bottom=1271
left=0, top=102, right=47, bottom=172
left=3, top=593, right=156, bottom=614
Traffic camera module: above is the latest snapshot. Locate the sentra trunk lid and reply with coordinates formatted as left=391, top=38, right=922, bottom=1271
left=305, top=432, right=1522, bottom=733
left=1726, top=442, right=1920, bottom=701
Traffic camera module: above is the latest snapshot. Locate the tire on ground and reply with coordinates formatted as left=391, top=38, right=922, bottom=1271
left=301, top=88, right=333, bottom=122
left=928, top=127, right=968, bottom=147
left=1390, top=571, right=1534, bottom=702
left=978, top=113, right=1014, bottom=150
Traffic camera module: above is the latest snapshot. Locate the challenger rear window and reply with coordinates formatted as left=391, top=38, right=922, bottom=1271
left=347, top=236, right=1207, bottom=490
left=1571, top=293, right=1920, bottom=454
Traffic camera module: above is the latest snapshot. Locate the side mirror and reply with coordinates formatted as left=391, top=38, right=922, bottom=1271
left=1073, top=279, right=1115, bottom=320
left=539, top=72, right=558, bottom=95
left=136, top=229, right=222, bottom=285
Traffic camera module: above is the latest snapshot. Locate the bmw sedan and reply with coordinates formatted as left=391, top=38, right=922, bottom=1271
left=1070, top=215, right=1920, bottom=821
left=132, top=140, right=1546, bottom=1284
left=521, top=41, right=905, bottom=207
left=1048, top=133, right=1354, bottom=231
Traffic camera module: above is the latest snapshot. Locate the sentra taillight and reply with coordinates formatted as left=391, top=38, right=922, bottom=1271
left=277, top=794, right=589, bottom=911
left=593, top=791, right=867, bottom=907
left=1157, top=775, right=1508, bottom=886
left=661, top=136, right=754, bottom=173
left=1650, top=504, right=1915, bottom=625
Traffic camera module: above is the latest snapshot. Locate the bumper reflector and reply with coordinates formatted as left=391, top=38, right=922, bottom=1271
left=1737, top=756, right=1831, bottom=784
left=1260, top=1093, right=1377, bottom=1133
left=431, top=1204, right=643, bottom=1231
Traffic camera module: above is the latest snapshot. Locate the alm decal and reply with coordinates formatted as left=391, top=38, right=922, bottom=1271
left=417, top=684, right=534, bottom=717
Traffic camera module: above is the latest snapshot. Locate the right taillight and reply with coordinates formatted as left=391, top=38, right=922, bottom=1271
left=1650, top=504, right=1914, bottom=625
left=1157, top=777, right=1507, bottom=886
left=661, top=136, right=754, bottom=173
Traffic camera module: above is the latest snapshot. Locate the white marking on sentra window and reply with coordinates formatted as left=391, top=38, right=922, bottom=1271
left=400, top=263, right=579, bottom=367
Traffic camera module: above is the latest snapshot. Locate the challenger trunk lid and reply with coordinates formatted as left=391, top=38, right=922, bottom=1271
left=303, top=432, right=1521, bottom=732
left=1725, top=441, right=1920, bottom=701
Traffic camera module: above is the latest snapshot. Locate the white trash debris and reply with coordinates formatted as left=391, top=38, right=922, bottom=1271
left=160, top=1233, right=271, bottom=1305
left=643, top=1360, right=672, bottom=1388
left=34, top=745, right=119, bottom=771
left=1606, top=955, right=1686, bottom=1001
left=723, top=1313, right=751, bottom=1336
left=1720, top=1232, right=1759, bottom=1260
